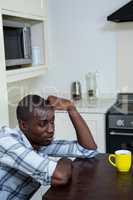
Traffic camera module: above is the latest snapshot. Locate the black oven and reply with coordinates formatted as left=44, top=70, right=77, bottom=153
left=106, top=93, right=133, bottom=153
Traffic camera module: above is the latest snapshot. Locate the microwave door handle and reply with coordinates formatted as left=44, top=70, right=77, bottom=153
left=23, top=27, right=29, bottom=58
left=110, top=131, right=133, bottom=136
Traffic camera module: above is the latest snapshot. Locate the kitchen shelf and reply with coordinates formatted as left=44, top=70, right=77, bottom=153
left=6, top=65, right=48, bottom=83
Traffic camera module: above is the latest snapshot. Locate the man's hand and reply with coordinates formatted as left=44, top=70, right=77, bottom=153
left=51, top=158, right=72, bottom=186
left=47, top=96, right=75, bottom=111
left=47, top=96, right=97, bottom=150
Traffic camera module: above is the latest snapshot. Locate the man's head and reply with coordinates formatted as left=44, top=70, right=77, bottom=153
left=16, top=95, right=55, bottom=148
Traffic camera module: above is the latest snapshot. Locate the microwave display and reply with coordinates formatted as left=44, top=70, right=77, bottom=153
left=4, top=27, right=24, bottom=59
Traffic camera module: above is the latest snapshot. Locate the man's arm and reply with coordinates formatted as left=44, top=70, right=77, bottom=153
left=0, top=129, right=72, bottom=186
left=47, top=96, right=97, bottom=150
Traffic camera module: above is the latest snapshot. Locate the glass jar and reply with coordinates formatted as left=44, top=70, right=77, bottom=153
left=85, top=72, right=97, bottom=101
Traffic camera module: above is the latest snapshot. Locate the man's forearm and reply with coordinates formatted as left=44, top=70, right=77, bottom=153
left=68, top=106, right=97, bottom=150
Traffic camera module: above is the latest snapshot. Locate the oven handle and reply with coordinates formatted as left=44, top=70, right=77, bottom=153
left=110, top=131, right=133, bottom=136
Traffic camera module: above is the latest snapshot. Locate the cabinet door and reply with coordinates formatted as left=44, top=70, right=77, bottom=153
left=55, top=112, right=77, bottom=140
left=30, top=188, right=42, bottom=200
left=1, top=0, right=47, bottom=17
left=55, top=112, right=105, bottom=153
left=23, top=0, right=47, bottom=17
left=30, top=186, right=50, bottom=200
left=81, top=113, right=105, bottom=153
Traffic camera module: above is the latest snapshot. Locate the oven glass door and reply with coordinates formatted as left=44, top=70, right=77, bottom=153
left=106, top=131, right=133, bottom=153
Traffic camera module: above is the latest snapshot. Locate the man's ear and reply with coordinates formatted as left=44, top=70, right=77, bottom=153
left=19, top=120, right=29, bottom=132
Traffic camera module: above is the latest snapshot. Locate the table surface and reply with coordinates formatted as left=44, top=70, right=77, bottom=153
left=43, top=154, right=133, bottom=200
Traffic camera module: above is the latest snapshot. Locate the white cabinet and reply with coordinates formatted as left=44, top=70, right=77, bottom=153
left=81, top=113, right=105, bottom=153
left=55, top=112, right=77, bottom=140
left=30, top=188, right=42, bottom=200
left=0, top=0, right=48, bottom=126
left=0, top=2, right=48, bottom=83
left=0, top=14, right=9, bottom=126
left=30, top=185, right=50, bottom=200
left=1, top=0, right=47, bottom=17
left=55, top=112, right=105, bottom=153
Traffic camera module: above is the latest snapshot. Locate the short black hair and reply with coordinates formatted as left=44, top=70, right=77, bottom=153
left=16, top=95, right=49, bottom=122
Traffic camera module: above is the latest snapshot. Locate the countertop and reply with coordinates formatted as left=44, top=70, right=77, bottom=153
left=57, top=97, right=115, bottom=114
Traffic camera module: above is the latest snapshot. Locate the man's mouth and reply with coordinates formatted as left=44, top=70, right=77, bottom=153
left=43, top=137, right=53, bottom=146
left=46, top=136, right=53, bottom=141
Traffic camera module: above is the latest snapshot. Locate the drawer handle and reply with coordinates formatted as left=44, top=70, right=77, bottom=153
left=110, top=131, right=133, bottom=136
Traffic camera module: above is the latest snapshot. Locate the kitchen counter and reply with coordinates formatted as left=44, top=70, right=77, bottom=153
left=75, top=97, right=115, bottom=113
left=57, top=97, right=116, bottom=114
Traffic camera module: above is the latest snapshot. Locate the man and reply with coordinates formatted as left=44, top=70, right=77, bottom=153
left=0, top=95, right=98, bottom=199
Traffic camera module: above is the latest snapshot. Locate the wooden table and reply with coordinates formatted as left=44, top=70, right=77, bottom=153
left=43, top=154, right=133, bottom=200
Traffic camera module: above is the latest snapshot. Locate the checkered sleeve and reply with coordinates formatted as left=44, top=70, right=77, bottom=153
left=42, top=140, right=99, bottom=158
left=0, top=134, right=57, bottom=186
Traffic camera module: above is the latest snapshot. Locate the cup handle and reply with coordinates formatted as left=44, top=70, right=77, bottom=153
left=108, top=154, right=116, bottom=167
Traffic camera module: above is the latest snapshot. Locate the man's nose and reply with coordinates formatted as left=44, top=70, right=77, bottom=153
left=47, top=123, right=54, bottom=133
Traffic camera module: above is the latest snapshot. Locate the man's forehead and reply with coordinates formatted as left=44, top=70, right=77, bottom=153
left=33, top=107, right=54, bottom=120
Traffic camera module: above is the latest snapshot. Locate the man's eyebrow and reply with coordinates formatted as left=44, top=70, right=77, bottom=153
left=37, top=119, right=47, bottom=122
left=38, top=116, right=55, bottom=122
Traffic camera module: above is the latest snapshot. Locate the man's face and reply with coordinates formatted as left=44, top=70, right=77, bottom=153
left=25, top=107, right=55, bottom=146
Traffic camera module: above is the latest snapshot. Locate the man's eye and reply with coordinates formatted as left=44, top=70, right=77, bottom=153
left=39, top=123, right=44, bottom=127
left=39, top=121, right=47, bottom=127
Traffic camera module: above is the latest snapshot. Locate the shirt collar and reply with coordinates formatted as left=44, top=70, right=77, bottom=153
left=15, top=127, right=33, bottom=149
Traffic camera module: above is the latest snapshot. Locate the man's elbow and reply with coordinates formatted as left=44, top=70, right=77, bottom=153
left=91, top=144, right=97, bottom=150
left=82, top=143, right=97, bottom=150
left=51, top=158, right=72, bottom=187
left=51, top=172, right=71, bottom=186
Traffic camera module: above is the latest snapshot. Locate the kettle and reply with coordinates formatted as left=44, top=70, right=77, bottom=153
left=71, top=81, right=82, bottom=100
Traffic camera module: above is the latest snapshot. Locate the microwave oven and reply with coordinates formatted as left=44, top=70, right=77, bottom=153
left=3, top=19, right=32, bottom=68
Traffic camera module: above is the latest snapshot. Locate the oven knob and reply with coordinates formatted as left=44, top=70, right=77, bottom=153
left=116, top=119, right=124, bottom=127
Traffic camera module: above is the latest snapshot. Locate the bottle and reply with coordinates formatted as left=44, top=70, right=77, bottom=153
left=71, top=81, right=82, bottom=100
left=85, top=72, right=97, bottom=101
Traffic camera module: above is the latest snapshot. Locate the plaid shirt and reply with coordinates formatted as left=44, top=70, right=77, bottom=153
left=0, top=126, right=98, bottom=200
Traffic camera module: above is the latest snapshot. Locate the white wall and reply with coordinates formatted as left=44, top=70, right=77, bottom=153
left=8, top=0, right=131, bottom=128
left=117, top=23, right=133, bottom=92
left=37, top=0, right=129, bottom=98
